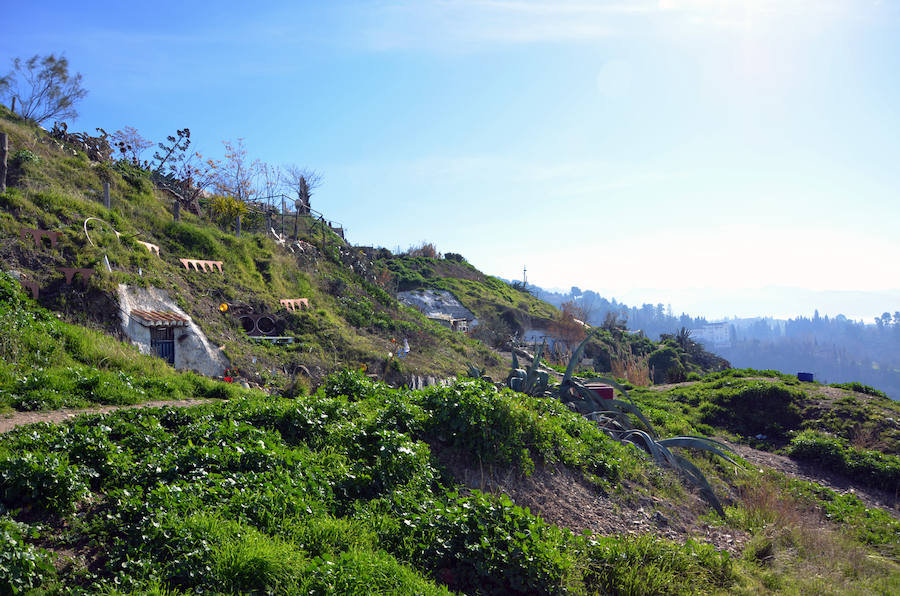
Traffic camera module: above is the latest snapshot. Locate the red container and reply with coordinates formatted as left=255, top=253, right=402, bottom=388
left=585, top=383, right=615, bottom=400
left=224, top=377, right=233, bottom=383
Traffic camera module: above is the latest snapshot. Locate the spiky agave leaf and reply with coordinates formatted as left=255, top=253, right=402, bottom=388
left=466, top=362, right=484, bottom=379
left=620, top=429, right=680, bottom=468
left=672, top=453, right=726, bottom=517
left=563, top=329, right=600, bottom=385
left=580, top=378, right=658, bottom=437
left=618, top=433, right=729, bottom=517
left=525, top=340, right=546, bottom=389
left=657, top=437, right=741, bottom=466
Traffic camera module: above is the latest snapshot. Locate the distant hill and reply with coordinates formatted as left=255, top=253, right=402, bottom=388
left=526, top=284, right=900, bottom=399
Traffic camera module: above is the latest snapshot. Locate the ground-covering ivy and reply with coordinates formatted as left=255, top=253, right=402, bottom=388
left=0, top=372, right=736, bottom=594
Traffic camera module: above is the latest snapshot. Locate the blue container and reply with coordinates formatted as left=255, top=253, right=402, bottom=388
left=797, top=372, right=814, bottom=382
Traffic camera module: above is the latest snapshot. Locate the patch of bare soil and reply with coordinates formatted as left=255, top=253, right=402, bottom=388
left=722, top=439, right=900, bottom=518
left=432, top=443, right=749, bottom=555
left=0, top=399, right=219, bottom=434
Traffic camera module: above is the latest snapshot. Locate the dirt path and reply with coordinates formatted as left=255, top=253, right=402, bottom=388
left=0, top=399, right=218, bottom=434
left=722, top=439, right=900, bottom=518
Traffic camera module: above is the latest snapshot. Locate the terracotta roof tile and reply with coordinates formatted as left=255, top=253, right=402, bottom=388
left=130, top=309, right=189, bottom=327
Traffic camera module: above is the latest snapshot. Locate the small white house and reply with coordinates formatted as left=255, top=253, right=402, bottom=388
left=117, top=284, right=230, bottom=377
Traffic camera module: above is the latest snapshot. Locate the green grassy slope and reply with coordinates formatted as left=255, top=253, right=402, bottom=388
left=629, top=369, right=900, bottom=494
left=1, top=370, right=898, bottom=594
left=0, top=108, right=499, bottom=389
left=0, top=271, right=255, bottom=412
left=3, top=106, right=900, bottom=594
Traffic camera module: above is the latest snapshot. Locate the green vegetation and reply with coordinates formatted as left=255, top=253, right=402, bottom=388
left=3, top=104, right=900, bottom=594
left=629, top=369, right=900, bottom=456
left=0, top=374, right=743, bottom=594
left=0, top=109, right=498, bottom=387
left=787, top=430, right=900, bottom=493
left=829, top=382, right=888, bottom=399
left=0, top=271, right=247, bottom=412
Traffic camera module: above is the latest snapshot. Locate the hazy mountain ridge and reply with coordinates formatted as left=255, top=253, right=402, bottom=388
left=527, top=284, right=900, bottom=399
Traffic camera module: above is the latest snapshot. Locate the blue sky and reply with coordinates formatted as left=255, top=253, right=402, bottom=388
left=3, top=1, right=899, bottom=320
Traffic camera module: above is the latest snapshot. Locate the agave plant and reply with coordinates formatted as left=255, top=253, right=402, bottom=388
left=465, top=362, right=488, bottom=380
left=506, top=340, right=552, bottom=397
left=558, top=331, right=738, bottom=516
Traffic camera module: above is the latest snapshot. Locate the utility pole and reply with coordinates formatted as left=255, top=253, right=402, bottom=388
left=523, top=265, right=527, bottom=287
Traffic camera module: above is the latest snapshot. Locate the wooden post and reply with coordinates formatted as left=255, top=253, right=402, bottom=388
left=236, top=214, right=241, bottom=237
left=0, top=133, right=7, bottom=194
left=103, top=181, right=111, bottom=209
left=173, top=200, right=181, bottom=221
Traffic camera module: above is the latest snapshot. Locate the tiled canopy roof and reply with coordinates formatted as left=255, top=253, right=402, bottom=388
left=129, top=309, right=189, bottom=327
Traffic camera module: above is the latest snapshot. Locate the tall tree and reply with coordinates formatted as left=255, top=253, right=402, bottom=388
left=284, top=165, right=322, bottom=214
left=215, top=138, right=261, bottom=203
left=0, top=54, right=87, bottom=124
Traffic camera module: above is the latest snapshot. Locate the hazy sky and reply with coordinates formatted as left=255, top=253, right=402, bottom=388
left=3, top=1, right=898, bottom=319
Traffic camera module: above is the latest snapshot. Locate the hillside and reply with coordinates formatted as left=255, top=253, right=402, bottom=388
left=0, top=106, right=507, bottom=392
left=0, top=105, right=727, bottom=397
left=2, top=107, right=900, bottom=595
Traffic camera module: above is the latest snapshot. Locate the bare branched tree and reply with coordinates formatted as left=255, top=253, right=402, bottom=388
left=0, top=54, right=87, bottom=124
left=259, top=163, right=283, bottom=203
left=110, top=126, right=153, bottom=166
left=215, top=138, right=262, bottom=203
left=284, top=165, right=322, bottom=214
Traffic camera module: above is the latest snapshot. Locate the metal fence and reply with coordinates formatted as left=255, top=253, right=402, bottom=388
left=235, top=193, right=346, bottom=244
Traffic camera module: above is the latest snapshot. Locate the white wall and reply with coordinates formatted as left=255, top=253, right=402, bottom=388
left=117, top=284, right=230, bottom=377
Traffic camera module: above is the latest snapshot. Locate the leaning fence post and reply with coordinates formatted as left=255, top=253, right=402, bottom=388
left=0, top=133, right=8, bottom=194
left=236, top=214, right=241, bottom=237
left=172, top=200, right=181, bottom=221
left=103, top=181, right=111, bottom=209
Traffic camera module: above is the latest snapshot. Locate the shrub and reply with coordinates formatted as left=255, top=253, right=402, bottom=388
left=0, top=518, right=57, bottom=594
left=162, top=221, right=221, bottom=258
left=0, top=452, right=91, bottom=514
left=786, top=430, right=900, bottom=493
left=12, top=148, right=39, bottom=165
left=581, top=535, right=734, bottom=596
left=299, top=549, right=448, bottom=595
left=387, top=491, right=574, bottom=595
left=648, top=345, right=685, bottom=384
left=698, top=380, right=805, bottom=439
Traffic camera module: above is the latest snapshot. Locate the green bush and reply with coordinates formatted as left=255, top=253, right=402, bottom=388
left=582, top=535, right=734, bottom=596
left=648, top=345, right=685, bottom=384
left=786, top=430, right=900, bottom=493
left=299, top=549, right=449, bottom=595
left=697, top=380, right=805, bottom=439
left=385, top=490, right=574, bottom=595
left=162, top=221, right=221, bottom=258
left=415, top=379, right=624, bottom=479
left=0, top=452, right=90, bottom=514
left=0, top=518, right=57, bottom=594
